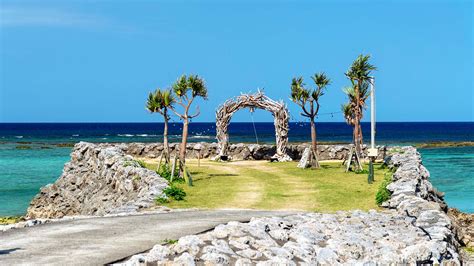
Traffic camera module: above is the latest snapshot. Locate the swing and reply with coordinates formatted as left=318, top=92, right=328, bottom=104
left=249, top=107, right=259, bottom=145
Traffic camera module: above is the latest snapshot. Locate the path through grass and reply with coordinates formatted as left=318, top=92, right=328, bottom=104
left=144, top=159, right=390, bottom=212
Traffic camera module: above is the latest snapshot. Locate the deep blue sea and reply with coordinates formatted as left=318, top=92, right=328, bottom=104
left=1, top=122, right=473, bottom=215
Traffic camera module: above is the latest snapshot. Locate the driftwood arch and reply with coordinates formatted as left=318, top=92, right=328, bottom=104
left=215, top=91, right=291, bottom=161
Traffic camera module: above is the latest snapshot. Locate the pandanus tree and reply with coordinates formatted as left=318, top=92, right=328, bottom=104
left=170, top=74, right=208, bottom=174
left=342, top=83, right=369, bottom=146
left=344, top=54, right=376, bottom=157
left=290, top=73, right=331, bottom=168
left=146, top=89, right=175, bottom=163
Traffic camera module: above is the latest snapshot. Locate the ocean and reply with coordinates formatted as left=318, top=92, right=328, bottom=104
left=1, top=122, right=473, bottom=215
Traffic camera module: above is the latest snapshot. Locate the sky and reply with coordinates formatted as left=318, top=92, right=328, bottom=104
left=0, top=0, right=472, bottom=123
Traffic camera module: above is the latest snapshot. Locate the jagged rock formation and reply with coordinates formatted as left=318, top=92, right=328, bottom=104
left=122, top=210, right=457, bottom=265
left=26, top=142, right=169, bottom=219
left=448, top=208, right=474, bottom=249
left=118, top=142, right=387, bottom=161
left=382, top=146, right=460, bottom=263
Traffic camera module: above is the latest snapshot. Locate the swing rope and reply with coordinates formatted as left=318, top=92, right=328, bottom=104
left=250, top=108, right=259, bottom=145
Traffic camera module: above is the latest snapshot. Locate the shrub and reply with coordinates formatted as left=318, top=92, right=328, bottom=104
left=157, top=163, right=183, bottom=183
left=155, top=196, right=169, bottom=204
left=163, top=185, right=186, bottom=201
left=375, top=173, right=392, bottom=205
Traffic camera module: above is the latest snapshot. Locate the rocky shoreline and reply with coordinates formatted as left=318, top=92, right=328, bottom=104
left=26, top=142, right=169, bottom=219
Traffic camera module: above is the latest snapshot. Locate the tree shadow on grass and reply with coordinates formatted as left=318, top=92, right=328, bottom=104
left=193, top=173, right=239, bottom=182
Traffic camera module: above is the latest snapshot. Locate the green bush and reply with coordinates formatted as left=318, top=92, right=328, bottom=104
left=155, top=196, right=169, bottom=204
left=157, top=163, right=183, bottom=183
left=375, top=173, right=392, bottom=205
left=163, top=185, right=186, bottom=201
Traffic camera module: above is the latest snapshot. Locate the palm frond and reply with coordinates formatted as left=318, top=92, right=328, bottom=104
left=188, top=75, right=208, bottom=99
left=172, top=75, right=188, bottom=97
left=345, top=54, right=376, bottom=82
left=290, top=77, right=309, bottom=102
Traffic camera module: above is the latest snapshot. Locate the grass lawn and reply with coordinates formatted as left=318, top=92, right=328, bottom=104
left=0, top=216, right=22, bottom=225
left=143, top=159, right=391, bottom=212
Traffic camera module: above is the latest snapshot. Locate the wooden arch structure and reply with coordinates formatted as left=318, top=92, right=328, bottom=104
left=215, top=91, right=291, bottom=161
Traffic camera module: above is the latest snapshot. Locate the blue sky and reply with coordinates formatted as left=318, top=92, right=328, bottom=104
left=0, top=0, right=472, bottom=123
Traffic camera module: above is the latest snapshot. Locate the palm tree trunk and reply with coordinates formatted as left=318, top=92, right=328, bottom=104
left=179, top=118, right=189, bottom=175
left=163, top=110, right=170, bottom=163
left=310, top=117, right=320, bottom=168
left=354, top=82, right=362, bottom=157
left=354, top=118, right=360, bottom=153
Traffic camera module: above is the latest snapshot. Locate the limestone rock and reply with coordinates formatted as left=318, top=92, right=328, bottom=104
left=26, top=142, right=169, bottom=219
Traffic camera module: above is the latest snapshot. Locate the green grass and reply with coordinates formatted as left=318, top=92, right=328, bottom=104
left=0, top=216, right=23, bottom=225
left=463, top=247, right=474, bottom=253
left=144, top=159, right=390, bottom=212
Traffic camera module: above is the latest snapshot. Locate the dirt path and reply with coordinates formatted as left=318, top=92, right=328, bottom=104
left=203, top=161, right=264, bottom=208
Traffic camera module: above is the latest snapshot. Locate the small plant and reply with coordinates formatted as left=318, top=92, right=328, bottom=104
left=355, top=168, right=368, bottom=174
left=123, top=160, right=136, bottom=167
left=163, top=185, right=186, bottom=201
left=375, top=173, right=393, bottom=205
left=163, top=238, right=178, bottom=245
left=155, top=195, right=169, bottom=204
left=157, top=163, right=183, bottom=183
left=135, top=159, right=147, bottom=168
left=132, top=175, right=141, bottom=181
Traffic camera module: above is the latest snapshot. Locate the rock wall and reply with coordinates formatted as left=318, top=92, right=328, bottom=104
left=118, top=142, right=388, bottom=161
left=122, top=210, right=456, bottom=265
left=382, top=146, right=460, bottom=263
left=26, top=142, right=169, bottom=219
left=448, top=208, right=474, bottom=249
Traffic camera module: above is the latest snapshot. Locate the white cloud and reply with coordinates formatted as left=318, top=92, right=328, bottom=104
left=0, top=7, right=108, bottom=28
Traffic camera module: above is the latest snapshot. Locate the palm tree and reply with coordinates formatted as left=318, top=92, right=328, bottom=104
left=344, top=54, right=376, bottom=156
left=342, top=83, right=369, bottom=146
left=170, top=74, right=208, bottom=175
left=290, top=73, right=331, bottom=168
left=146, top=89, right=175, bottom=163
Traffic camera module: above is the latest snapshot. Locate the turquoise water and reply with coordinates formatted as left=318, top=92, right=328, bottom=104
left=1, top=144, right=472, bottom=216
left=0, top=144, right=71, bottom=216
left=419, top=146, right=474, bottom=213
